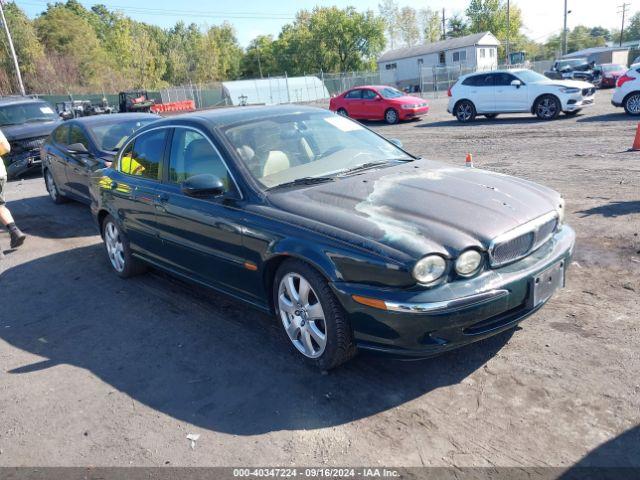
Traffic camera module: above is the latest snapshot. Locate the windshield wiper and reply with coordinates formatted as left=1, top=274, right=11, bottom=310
left=267, top=176, right=335, bottom=190
left=337, top=161, right=398, bottom=176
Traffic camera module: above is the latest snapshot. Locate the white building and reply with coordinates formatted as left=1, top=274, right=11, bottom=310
left=377, top=32, right=501, bottom=88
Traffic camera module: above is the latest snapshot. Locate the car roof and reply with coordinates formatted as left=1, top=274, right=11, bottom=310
left=145, top=104, right=330, bottom=129
left=0, top=96, right=50, bottom=107
left=347, top=85, right=394, bottom=90
left=67, top=113, right=159, bottom=127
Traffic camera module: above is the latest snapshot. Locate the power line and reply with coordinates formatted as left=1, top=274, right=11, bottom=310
left=18, top=0, right=296, bottom=20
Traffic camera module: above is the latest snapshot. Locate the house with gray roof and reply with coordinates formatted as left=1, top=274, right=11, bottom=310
left=377, top=32, right=500, bottom=88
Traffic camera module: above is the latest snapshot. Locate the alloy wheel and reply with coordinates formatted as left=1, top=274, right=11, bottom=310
left=457, top=103, right=473, bottom=121
left=104, top=221, right=125, bottom=273
left=46, top=171, right=58, bottom=201
left=537, top=97, right=558, bottom=119
left=385, top=109, right=398, bottom=124
left=626, top=94, right=640, bottom=114
left=278, top=273, right=327, bottom=358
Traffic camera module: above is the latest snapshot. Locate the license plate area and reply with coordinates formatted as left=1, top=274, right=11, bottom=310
left=529, top=260, right=565, bottom=308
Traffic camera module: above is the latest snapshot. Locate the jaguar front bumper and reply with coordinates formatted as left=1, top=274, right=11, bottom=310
left=331, top=226, right=576, bottom=358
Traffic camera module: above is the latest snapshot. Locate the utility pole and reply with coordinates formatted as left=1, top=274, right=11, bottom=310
left=506, top=0, right=511, bottom=63
left=619, top=3, right=631, bottom=47
left=0, top=0, right=25, bottom=96
left=562, top=0, right=569, bottom=56
left=442, top=9, right=446, bottom=40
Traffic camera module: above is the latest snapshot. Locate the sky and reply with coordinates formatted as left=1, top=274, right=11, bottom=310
left=17, top=0, right=635, bottom=47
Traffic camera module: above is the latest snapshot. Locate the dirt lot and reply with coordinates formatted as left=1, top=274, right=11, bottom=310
left=0, top=89, right=638, bottom=469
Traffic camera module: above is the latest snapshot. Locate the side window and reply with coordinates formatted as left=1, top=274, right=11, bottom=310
left=463, top=74, right=485, bottom=86
left=345, top=89, right=362, bottom=99
left=120, top=129, right=166, bottom=180
left=169, top=128, right=231, bottom=191
left=69, top=125, right=90, bottom=149
left=482, top=74, right=495, bottom=87
left=494, top=73, right=516, bottom=86
left=53, top=125, right=69, bottom=146
left=361, top=89, right=378, bottom=100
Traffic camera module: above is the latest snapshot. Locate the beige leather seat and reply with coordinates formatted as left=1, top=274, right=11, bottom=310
left=262, top=151, right=290, bottom=177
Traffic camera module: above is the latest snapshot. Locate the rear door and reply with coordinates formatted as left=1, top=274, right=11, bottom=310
left=463, top=74, right=495, bottom=113
left=493, top=72, right=529, bottom=112
left=109, top=128, right=168, bottom=260
left=152, top=127, right=253, bottom=298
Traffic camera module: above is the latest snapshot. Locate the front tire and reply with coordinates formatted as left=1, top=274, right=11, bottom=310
left=623, top=93, right=640, bottom=115
left=274, top=259, right=356, bottom=370
left=455, top=100, right=476, bottom=122
left=44, top=169, right=68, bottom=204
left=535, top=95, right=561, bottom=120
left=101, top=215, right=146, bottom=278
left=337, top=108, right=348, bottom=117
left=384, top=108, right=399, bottom=124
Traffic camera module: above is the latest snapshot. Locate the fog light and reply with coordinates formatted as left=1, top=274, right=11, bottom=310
left=455, top=250, right=483, bottom=277
left=413, top=255, right=447, bottom=284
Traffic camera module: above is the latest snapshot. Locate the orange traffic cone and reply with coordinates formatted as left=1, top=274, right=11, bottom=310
left=632, top=124, right=640, bottom=151
left=465, top=153, right=473, bottom=168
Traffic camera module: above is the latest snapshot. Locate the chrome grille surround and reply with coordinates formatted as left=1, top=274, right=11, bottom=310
left=489, top=211, right=560, bottom=267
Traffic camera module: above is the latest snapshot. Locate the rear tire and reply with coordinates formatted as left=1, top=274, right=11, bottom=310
left=535, top=95, right=561, bottom=120
left=273, top=259, right=356, bottom=370
left=455, top=100, right=476, bottom=122
left=623, top=93, right=640, bottom=116
left=101, top=215, right=147, bottom=278
left=44, top=169, right=68, bottom=204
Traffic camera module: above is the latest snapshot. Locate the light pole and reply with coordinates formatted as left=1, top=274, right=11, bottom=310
left=562, top=0, right=568, bottom=56
left=0, top=0, right=25, bottom=96
left=506, top=0, right=510, bottom=63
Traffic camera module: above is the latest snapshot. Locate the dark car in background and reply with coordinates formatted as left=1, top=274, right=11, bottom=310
left=545, top=58, right=595, bottom=82
left=90, top=105, right=575, bottom=370
left=42, top=113, right=158, bottom=205
left=0, top=96, right=61, bottom=179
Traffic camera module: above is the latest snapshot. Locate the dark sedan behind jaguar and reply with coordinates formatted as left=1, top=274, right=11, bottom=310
left=90, top=105, right=575, bottom=370
left=42, top=113, right=158, bottom=205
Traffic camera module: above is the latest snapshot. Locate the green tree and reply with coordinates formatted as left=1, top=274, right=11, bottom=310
left=466, top=0, right=522, bottom=60
left=447, top=13, right=470, bottom=38
left=623, top=13, right=640, bottom=42
left=396, top=6, right=420, bottom=46
left=241, top=35, right=278, bottom=78
left=378, top=0, right=400, bottom=49
left=420, top=8, right=443, bottom=43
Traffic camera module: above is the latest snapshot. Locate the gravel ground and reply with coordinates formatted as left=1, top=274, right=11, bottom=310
left=0, top=89, right=638, bottom=469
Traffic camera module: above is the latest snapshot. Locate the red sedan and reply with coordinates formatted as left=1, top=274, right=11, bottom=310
left=329, top=85, right=429, bottom=124
left=596, top=64, right=628, bottom=88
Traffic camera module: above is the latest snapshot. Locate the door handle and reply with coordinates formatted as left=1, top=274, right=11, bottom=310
left=110, top=181, right=118, bottom=190
left=157, top=193, right=169, bottom=203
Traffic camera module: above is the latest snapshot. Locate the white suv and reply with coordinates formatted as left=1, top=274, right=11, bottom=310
left=448, top=69, right=596, bottom=122
left=611, top=67, right=640, bottom=115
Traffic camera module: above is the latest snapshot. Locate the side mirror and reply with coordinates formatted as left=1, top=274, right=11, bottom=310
left=389, top=138, right=403, bottom=148
left=375, top=95, right=383, bottom=101
left=511, top=79, right=523, bottom=88
left=181, top=174, right=225, bottom=198
left=68, top=143, right=89, bottom=154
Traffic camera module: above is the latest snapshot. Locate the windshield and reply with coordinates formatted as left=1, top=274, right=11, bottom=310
left=558, top=59, right=587, bottom=69
left=91, top=119, right=157, bottom=151
left=378, top=87, right=404, bottom=99
left=515, top=70, right=549, bottom=83
left=602, top=64, right=626, bottom=72
left=0, top=101, right=57, bottom=127
left=222, top=111, right=413, bottom=189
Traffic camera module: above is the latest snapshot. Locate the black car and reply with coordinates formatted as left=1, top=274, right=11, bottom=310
left=544, top=58, right=595, bottom=82
left=0, top=96, right=61, bottom=179
left=42, top=113, right=158, bottom=205
left=90, top=105, right=575, bottom=370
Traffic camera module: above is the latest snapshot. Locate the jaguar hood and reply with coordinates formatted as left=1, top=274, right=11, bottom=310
left=266, top=159, right=562, bottom=260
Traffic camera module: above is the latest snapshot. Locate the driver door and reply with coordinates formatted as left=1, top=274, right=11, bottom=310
left=66, top=125, right=100, bottom=202
left=493, top=72, right=529, bottom=112
left=360, top=89, right=385, bottom=119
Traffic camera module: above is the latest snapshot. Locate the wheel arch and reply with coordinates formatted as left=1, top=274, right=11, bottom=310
left=622, top=90, right=640, bottom=105
left=454, top=98, right=476, bottom=112
left=97, top=209, right=112, bottom=238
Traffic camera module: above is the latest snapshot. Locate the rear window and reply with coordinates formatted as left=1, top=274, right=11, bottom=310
left=462, top=74, right=490, bottom=86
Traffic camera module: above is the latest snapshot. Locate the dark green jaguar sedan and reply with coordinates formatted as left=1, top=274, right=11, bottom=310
left=90, top=105, right=575, bottom=370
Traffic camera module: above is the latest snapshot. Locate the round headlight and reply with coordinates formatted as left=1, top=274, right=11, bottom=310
left=413, top=255, right=447, bottom=284
left=455, top=250, right=483, bottom=277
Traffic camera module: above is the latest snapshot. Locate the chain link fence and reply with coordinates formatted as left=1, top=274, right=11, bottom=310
left=420, top=60, right=554, bottom=99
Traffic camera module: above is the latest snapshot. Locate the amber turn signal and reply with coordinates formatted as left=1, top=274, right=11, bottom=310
left=352, top=295, right=387, bottom=310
